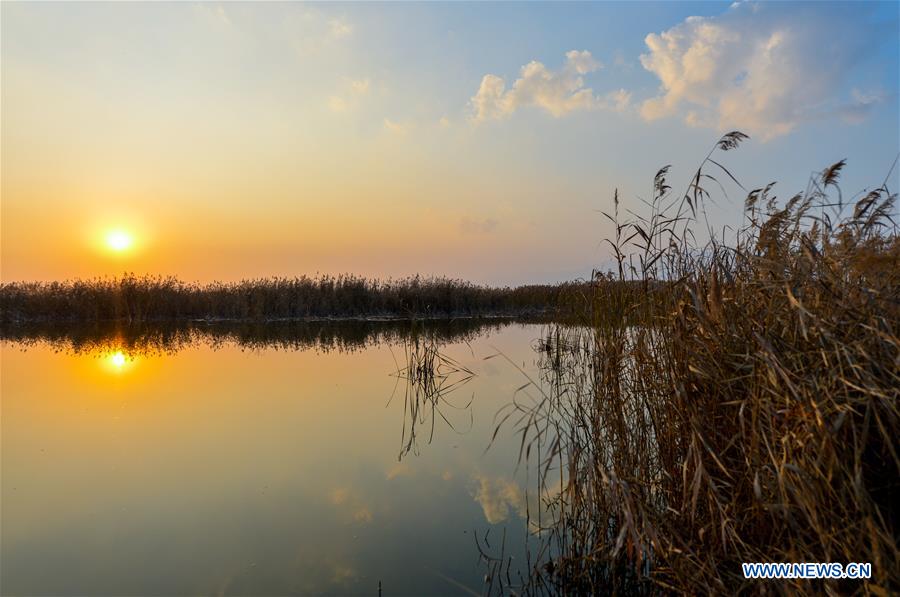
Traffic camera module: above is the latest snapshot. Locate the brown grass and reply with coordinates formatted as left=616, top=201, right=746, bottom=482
left=0, top=275, right=574, bottom=322
left=490, top=133, right=899, bottom=594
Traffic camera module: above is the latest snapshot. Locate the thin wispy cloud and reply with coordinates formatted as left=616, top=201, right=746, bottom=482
left=839, top=89, right=890, bottom=125
left=459, top=217, right=498, bottom=235
left=328, top=77, right=371, bottom=113
left=328, top=17, right=353, bottom=40
left=193, top=4, right=233, bottom=30
left=383, top=118, right=411, bottom=136
left=287, top=9, right=355, bottom=57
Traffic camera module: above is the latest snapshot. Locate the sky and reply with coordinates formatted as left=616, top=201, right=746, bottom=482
left=2, top=1, right=898, bottom=285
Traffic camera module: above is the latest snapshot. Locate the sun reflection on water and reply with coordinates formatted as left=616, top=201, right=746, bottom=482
left=104, top=350, right=136, bottom=373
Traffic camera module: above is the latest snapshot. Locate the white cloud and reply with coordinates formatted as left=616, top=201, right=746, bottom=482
left=470, top=50, right=630, bottom=122
left=472, top=476, right=527, bottom=524
left=329, top=486, right=374, bottom=525
left=606, top=88, right=632, bottom=113
left=194, top=4, right=233, bottom=30
left=329, top=17, right=353, bottom=39
left=839, top=89, right=888, bottom=124
left=639, top=2, right=882, bottom=139
left=348, top=78, right=369, bottom=95
left=327, top=77, right=371, bottom=113
left=328, top=96, right=349, bottom=113
left=287, top=9, right=354, bottom=57
left=383, top=118, right=411, bottom=136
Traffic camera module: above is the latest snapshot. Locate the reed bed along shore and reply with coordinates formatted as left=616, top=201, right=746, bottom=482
left=487, top=133, right=899, bottom=594
left=0, top=275, right=574, bottom=323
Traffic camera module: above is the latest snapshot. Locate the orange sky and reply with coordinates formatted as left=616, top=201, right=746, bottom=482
left=2, top=2, right=896, bottom=284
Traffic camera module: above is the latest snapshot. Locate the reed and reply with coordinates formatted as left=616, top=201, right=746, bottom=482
left=0, top=275, right=574, bottom=323
left=491, top=133, right=899, bottom=594
left=392, top=334, right=476, bottom=459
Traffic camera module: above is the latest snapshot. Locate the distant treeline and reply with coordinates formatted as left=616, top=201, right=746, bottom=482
left=0, top=275, right=581, bottom=322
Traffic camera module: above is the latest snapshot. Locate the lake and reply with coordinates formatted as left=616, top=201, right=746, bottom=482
left=1, top=320, right=553, bottom=596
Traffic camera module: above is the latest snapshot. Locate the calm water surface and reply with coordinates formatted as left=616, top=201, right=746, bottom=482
left=1, top=321, right=548, bottom=596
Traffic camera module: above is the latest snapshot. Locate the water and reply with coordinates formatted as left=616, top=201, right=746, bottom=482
left=1, top=320, right=548, bottom=596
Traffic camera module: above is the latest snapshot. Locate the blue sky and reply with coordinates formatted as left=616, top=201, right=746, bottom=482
left=3, top=1, right=898, bottom=283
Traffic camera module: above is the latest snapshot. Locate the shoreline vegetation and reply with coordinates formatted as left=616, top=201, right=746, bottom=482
left=0, top=275, right=576, bottom=323
left=482, top=133, right=900, bottom=594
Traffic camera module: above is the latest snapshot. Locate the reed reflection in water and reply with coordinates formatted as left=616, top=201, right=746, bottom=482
left=1, top=319, right=547, bottom=596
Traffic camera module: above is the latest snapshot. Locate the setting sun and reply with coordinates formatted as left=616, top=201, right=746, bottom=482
left=106, top=230, right=133, bottom=252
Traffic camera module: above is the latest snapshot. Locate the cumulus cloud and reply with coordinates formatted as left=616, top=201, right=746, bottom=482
left=472, top=476, right=527, bottom=524
left=470, top=50, right=631, bottom=122
left=639, top=2, right=885, bottom=139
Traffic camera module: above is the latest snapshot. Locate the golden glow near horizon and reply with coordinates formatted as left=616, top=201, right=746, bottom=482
left=105, top=230, right=134, bottom=253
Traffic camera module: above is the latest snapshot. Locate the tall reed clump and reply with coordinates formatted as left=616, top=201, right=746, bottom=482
left=499, top=133, right=899, bottom=594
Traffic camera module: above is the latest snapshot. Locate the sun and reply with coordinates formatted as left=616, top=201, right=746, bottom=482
left=106, top=230, right=133, bottom=252
left=110, top=351, right=127, bottom=368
